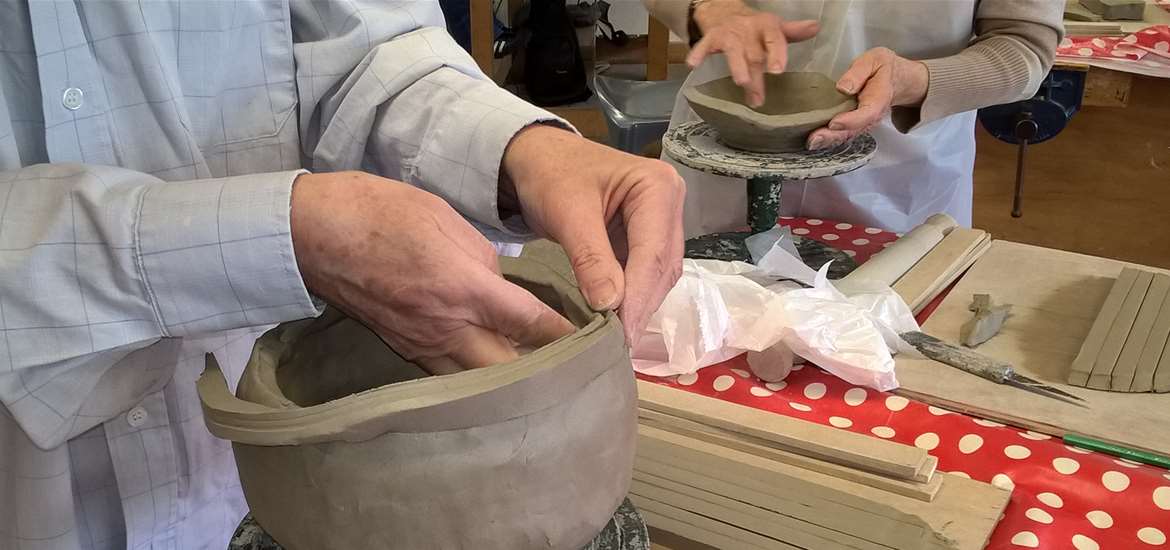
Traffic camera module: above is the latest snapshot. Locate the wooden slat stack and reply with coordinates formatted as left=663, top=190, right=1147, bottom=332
left=633, top=381, right=1011, bottom=550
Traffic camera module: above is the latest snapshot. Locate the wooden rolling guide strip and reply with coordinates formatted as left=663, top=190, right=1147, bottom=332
left=633, top=381, right=1011, bottom=549
left=1069, top=267, right=1170, bottom=393
left=891, top=227, right=992, bottom=314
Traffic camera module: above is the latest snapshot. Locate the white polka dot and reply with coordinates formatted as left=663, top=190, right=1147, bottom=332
left=843, top=388, right=867, bottom=406
left=749, top=386, right=774, bottom=397
left=928, top=406, right=953, bottom=416
left=803, top=382, right=827, bottom=400
left=790, top=363, right=805, bottom=371
left=1060, top=38, right=1073, bottom=48
left=677, top=372, right=698, bottom=386
left=1156, top=41, right=1170, bottom=53
left=851, top=238, right=870, bottom=246
left=1073, top=534, right=1100, bottom=550
left=1010, top=531, right=1039, bottom=547
left=1025, top=508, right=1053, bottom=524
left=885, top=396, right=909, bottom=411
left=949, top=471, right=971, bottom=478
left=958, top=434, right=984, bottom=454
left=765, top=381, right=787, bottom=391
left=821, top=233, right=840, bottom=241
left=1005, top=445, right=1032, bottom=460
left=1113, top=458, right=1142, bottom=468
left=1164, top=473, right=1170, bottom=481
left=1066, top=445, right=1094, bottom=454
left=1154, top=486, right=1170, bottom=510
left=882, top=242, right=894, bottom=248
left=829, top=416, right=853, bottom=428
left=973, top=418, right=1005, bottom=428
left=1146, top=29, right=1161, bottom=35
left=792, top=227, right=811, bottom=235
left=1139, top=527, right=1167, bottom=545
left=1124, top=34, right=1139, bottom=44
left=914, top=432, right=940, bottom=451
left=871, top=426, right=896, bottom=438
left=894, top=232, right=904, bottom=238
left=992, top=473, right=1015, bottom=491
left=834, top=222, right=853, bottom=230
left=1112, top=49, right=1131, bottom=57
left=1086, top=510, right=1114, bottom=529
left=730, top=368, right=751, bottom=378
left=864, top=227, right=882, bottom=234
left=1078, top=47, right=1094, bottom=57
left=789, top=402, right=812, bottom=412
left=806, top=219, right=823, bottom=225
left=1091, top=38, right=1107, bottom=48
left=843, top=249, right=857, bottom=257
left=712, top=375, right=735, bottom=392
left=1053, top=457, right=1081, bottom=475
left=1102, top=471, right=1131, bottom=492
left=1036, top=492, right=1063, bottom=508
left=1020, top=431, right=1052, bottom=440
left=779, top=215, right=795, bottom=220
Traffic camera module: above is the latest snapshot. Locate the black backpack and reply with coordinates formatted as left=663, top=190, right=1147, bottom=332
left=523, top=0, right=592, bottom=106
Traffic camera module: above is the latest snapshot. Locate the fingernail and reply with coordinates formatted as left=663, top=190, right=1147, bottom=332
left=839, top=82, right=856, bottom=94
left=750, top=94, right=763, bottom=108
left=767, top=63, right=783, bottom=74
left=829, top=122, right=845, bottom=131
left=808, top=136, right=825, bottom=151
left=584, top=279, right=618, bottom=310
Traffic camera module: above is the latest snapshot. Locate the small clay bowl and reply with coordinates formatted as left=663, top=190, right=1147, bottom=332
left=684, top=72, right=857, bottom=153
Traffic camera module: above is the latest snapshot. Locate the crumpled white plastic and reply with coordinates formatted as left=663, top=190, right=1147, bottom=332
left=630, top=230, right=920, bottom=391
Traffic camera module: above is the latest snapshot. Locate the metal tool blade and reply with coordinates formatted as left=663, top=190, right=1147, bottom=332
left=1004, top=378, right=1089, bottom=408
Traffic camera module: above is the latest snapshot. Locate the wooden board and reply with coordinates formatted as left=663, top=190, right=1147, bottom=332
left=1087, top=269, right=1153, bottom=389
left=892, top=228, right=991, bottom=313
left=893, top=241, right=1170, bottom=455
left=1132, top=286, right=1170, bottom=392
left=1069, top=267, right=1137, bottom=385
left=638, top=408, right=943, bottom=502
left=637, top=380, right=929, bottom=480
left=1108, top=273, right=1170, bottom=390
left=637, top=426, right=1010, bottom=550
left=632, top=476, right=879, bottom=549
left=646, top=17, right=670, bottom=81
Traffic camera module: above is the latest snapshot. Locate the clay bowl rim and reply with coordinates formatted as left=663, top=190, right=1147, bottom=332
left=683, top=72, right=856, bottom=130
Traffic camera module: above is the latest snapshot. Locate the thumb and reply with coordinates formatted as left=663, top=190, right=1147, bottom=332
left=550, top=208, right=626, bottom=312
left=472, top=269, right=577, bottom=349
left=780, top=20, right=819, bottom=43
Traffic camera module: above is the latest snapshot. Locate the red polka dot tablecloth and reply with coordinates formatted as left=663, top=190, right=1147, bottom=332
left=1057, top=25, right=1170, bottom=78
left=638, top=217, right=1170, bottom=549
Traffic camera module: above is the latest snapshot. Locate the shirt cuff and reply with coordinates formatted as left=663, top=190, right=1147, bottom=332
left=412, top=80, right=575, bottom=235
left=136, top=170, right=324, bottom=337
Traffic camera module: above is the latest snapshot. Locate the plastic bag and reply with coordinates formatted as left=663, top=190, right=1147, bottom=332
left=631, top=231, right=919, bottom=391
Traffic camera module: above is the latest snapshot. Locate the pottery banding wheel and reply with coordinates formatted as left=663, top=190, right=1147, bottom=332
left=663, top=121, right=877, bottom=278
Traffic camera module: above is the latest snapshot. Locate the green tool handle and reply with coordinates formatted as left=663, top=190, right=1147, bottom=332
left=1063, top=433, right=1170, bottom=469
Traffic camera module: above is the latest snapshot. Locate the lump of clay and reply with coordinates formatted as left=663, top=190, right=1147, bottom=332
left=684, top=72, right=857, bottom=153
left=197, top=257, right=635, bottom=550
left=1079, top=0, right=1145, bottom=20
left=960, top=294, right=1012, bottom=348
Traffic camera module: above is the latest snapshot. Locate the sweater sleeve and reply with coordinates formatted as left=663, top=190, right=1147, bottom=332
left=895, top=0, right=1065, bottom=132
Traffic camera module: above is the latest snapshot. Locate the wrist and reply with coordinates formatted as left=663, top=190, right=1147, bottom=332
left=693, top=0, right=752, bottom=32
left=893, top=57, right=930, bottom=107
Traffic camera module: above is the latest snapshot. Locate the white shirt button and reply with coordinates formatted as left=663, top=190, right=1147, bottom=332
left=126, top=405, right=149, bottom=428
left=62, top=87, right=84, bottom=111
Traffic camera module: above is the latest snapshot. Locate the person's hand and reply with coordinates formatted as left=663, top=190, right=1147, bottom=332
left=806, top=47, right=929, bottom=150
left=687, top=0, right=820, bottom=107
left=501, top=126, right=685, bottom=346
left=290, top=171, right=575, bottom=375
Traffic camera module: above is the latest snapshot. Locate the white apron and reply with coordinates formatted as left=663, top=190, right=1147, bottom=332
left=669, top=0, right=979, bottom=235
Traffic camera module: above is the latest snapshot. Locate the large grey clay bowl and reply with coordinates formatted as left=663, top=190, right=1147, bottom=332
left=684, top=72, right=857, bottom=153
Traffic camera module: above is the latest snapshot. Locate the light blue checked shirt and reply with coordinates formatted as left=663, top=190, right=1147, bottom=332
left=0, top=1, right=565, bottom=548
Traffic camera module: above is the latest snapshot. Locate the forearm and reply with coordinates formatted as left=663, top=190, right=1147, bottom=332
left=0, top=164, right=320, bottom=372
left=897, top=1, right=1063, bottom=131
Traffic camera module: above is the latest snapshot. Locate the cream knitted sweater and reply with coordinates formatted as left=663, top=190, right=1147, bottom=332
left=643, top=0, right=1065, bottom=131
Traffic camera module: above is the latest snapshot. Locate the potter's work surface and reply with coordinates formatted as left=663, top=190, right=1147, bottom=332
left=662, top=121, right=876, bottom=180
left=228, top=499, right=651, bottom=550
left=894, top=241, right=1170, bottom=456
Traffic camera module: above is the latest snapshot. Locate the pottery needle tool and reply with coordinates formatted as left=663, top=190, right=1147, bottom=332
left=900, top=331, right=1088, bottom=408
